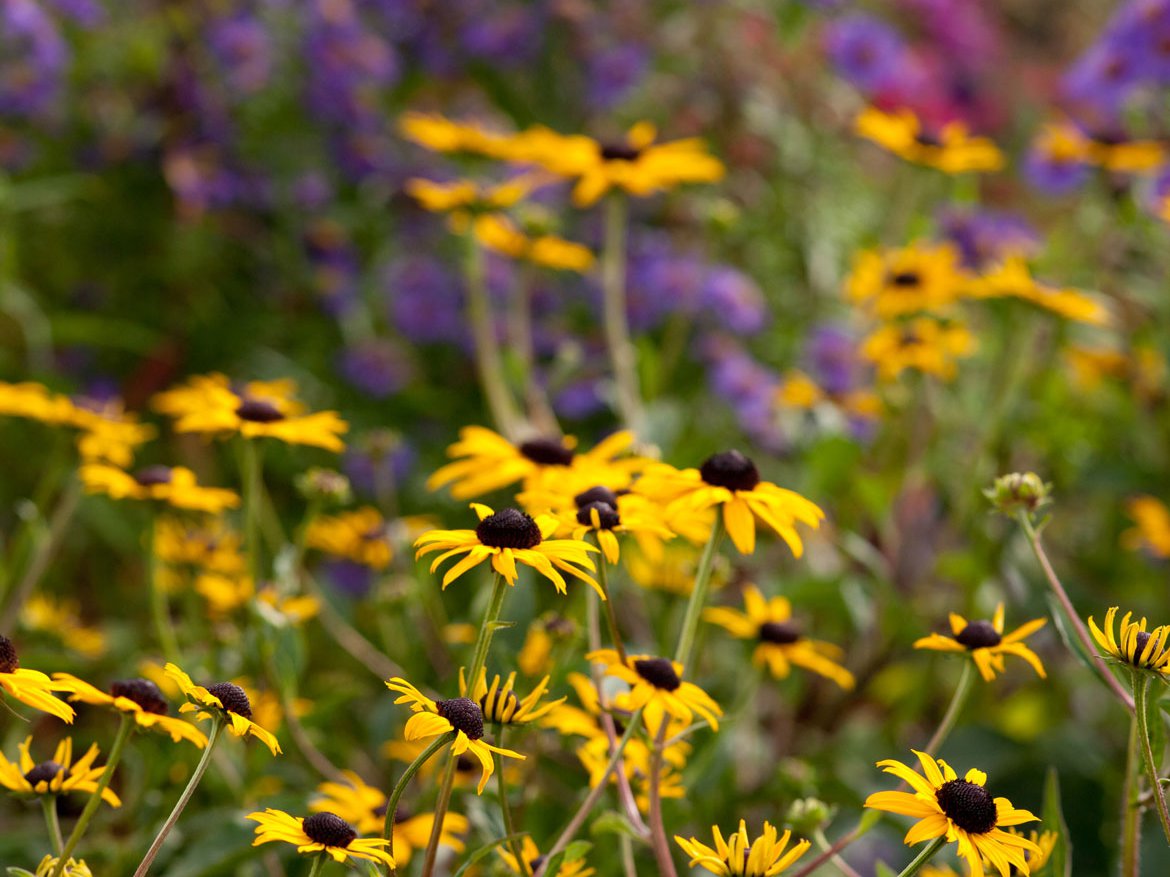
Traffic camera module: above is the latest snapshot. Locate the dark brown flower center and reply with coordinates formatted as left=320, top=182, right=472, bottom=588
left=110, top=679, right=169, bottom=715
left=302, top=811, right=357, bottom=848
left=699, top=450, right=760, bottom=492
left=235, top=397, right=285, bottom=423
left=1132, top=630, right=1153, bottom=665
left=455, top=754, right=476, bottom=772
left=759, top=621, right=801, bottom=645
left=600, top=143, right=642, bottom=162
left=476, top=509, right=542, bottom=550
left=577, top=501, right=621, bottom=531
left=574, top=486, right=620, bottom=509
left=436, top=697, right=485, bottom=739
left=519, top=438, right=574, bottom=466
left=889, top=270, right=923, bottom=287
left=528, top=855, right=547, bottom=875
left=205, top=682, right=253, bottom=718
left=0, top=635, right=18, bottom=674
left=633, top=658, right=681, bottom=692
left=25, top=761, right=67, bottom=785
left=936, top=778, right=998, bottom=834
left=133, top=465, right=174, bottom=486
left=955, top=620, right=1001, bottom=650
left=914, top=131, right=943, bottom=148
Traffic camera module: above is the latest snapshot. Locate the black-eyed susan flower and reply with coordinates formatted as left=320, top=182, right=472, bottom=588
left=966, top=258, right=1109, bottom=327
left=1089, top=607, right=1170, bottom=675
left=398, top=111, right=513, bottom=157
left=152, top=373, right=347, bottom=452
left=153, top=516, right=246, bottom=573
left=846, top=242, right=966, bottom=319
left=473, top=214, right=594, bottom=273
left=855, top=107, right=1004, bottom=174
left=0, top=636, right=74, bottom=723
left=33, top=855, right=93, bottom=877
left=459, top=668, right=563, bottom=725
left=675, top=819, right=811, bottom=876
left=248, top=808, right=396, bottom=867
left=703, top=586, right=855, bottom=690
left=0, top=736, right=120, bottom=807
left=587, top=649, right=722, bottom=736
left=405, top=175, right=543, bottom=232
left=384, top=807, right=469, bottom=869
left=575, top=728, right=691, bottom=814
left=79, top=463, right=240, bottom=513
left=860, top=317, right=976, bottom=382
left=914, top=605, right=1046, bottom=682
left=414, top=504, right=600, bottom=596
left=864, top=750, right=1040, bottom=877
left=51, top=675, right=207, bottom=748
left=71, top=401, right=156, bottom=467
left=0, top=381, right=79, bottom=425
left=385, top=677, right=524, bottom=794
left=556, top=490, right=675, bottom=566
left=634, top=452, right=824, bottom=556
left=498, top=835, right=596, bottom=877
left=164, top=663, right=282, bottom=755
left=21, top=596, right=106, bottom=659
left=305, top=506, right=393, bottom=570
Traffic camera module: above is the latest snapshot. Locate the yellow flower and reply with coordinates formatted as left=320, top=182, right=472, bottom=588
left=1123, top=496, right=1170, bottom=558
left=587, top=649, right=722, bottom=737
left=855, top=107, right=1004, bottom=174
left=1030, top=120, right=1092, bottom=168
left=79, top=462, right=239, bottom=513
left=414, top=503, right=601, bottom=596
left=405, top=175, right=544, bottom=232
left=846, top=243, right=966, bottom=319
left=71, top=401, right=156, bottom=467
left=0, top=736, right=120, bottom=807
left=774, top=371, right=882, bottom=422
left=152, top=373, right=347, bottom=452
left=22, top=595, right=106, bottom=658
left=473, top=213, right=594, bottom=272
left=154, top=516, right=246, bottom=573
left=864, top=751, right=1040, bottom=877
left=52, top=674, right=208, bottom=748
left=1089, top=607, right=1170, bottom=675
left=398, top=111, right=513, bottom=157
left=517, top=613, right=575, bottom=676
left=860, top=317, right=976, bottom=382
left=248, top=808, right=395, bottom=867
left=0, top=636, right=74, bottom=723
left=914, top=605, right=1046, bottom=682
left=634, top=451, right=824, bottom=556
left=305, top=506, right=393, bottom=570
left=625, top=542, right=727, bottom=596
left=34, top=855, right=92, bottom=877
left=427, top=426, right=642, bottom=501
left=499, top=835, right=595, bottom=877
left=703, top=585, right=855, bottom=689
left=675, top=819, right=811, bottom=876
left=553, top=488, right=675, bottom=565
left=459, top=668, right=563, bottom=725
left=385, top=677, right=524, bottom=794
left=1089, top=137, right=1165, bottom=173
left=966, top=258, right=1109, bottom=326
left=382, top=739, right=488, bottom=789
left=0, top=381, right=79, bottom=425
left=164, top=663, right=282, bottom=755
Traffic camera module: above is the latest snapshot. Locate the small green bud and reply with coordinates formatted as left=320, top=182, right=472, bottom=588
left=296, top=468, right=352, bottom=506
left=786, top=797, right=833, bottom=834
left=984, top=472, right=1051, bottom=516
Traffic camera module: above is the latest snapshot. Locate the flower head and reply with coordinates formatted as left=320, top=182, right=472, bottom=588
left=855, top=107, right=1004, bottom=174
left=1124, top=496, right=1170, bottom=558
left=587, top=649, right=722, bottom=737
left=864, top=750, right=1040, bottom=877
left=675, top=819, right=811, bottom=876
left=305, top=506, right=393, bottom=570
left=459, top=668, right=563, bottom=725
left=0, top=736, right=120, bottom=807
left=164, top=663, right=281, bottom=754
left=248, top=808, right=395, bottom=866
left=52, top=674, right=207, bottom=747
left=1089, top=607, right=1170, bottom=675
left=79, top=463, right=239, bottom=512
left=860, top=317, right=976, bottom=382
left=914, top=605, right=1046, bottom=682
left=34, top=855, right=92, bottom=877
left=0, top=636, right=74, bottom=722
left=847, top=243, right=966, bottom=319
left=473, top=214, right=594, bottom=273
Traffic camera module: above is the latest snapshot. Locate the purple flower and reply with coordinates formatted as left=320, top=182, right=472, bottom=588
left=623, top=234, right=704, bottom=332
left=587, top=43, right=649, bottom=109
left=806, top=326, right=861, bottom=397
left=385, top=254, right=466, bottom=345
left=702, top=335, right=784, bottom=450
left=45, top=0, right=103, bottom=26
left=208, top=12, right=273, bottom=95
left=343, top=437, right=416, bottom=498
left=554, top=379, right=607, bottom=420
left=938, top=208, right=1040, bottom=269
left=824, top=14, right=907, bottom=94
left=1, top=0, right=68, bottom=118
left=322, top=559, right=374, bottom=599
left=459, top=2, right=542, bottom=67
left=700, top=267, right=768, bottom=335
left=338, top=340, right=414, bottom=398
left=1023, top=143, right=1092, bottom=196
left=305, top=219, right=360, bottom=316
left=303, top=0, right=398, bottom=127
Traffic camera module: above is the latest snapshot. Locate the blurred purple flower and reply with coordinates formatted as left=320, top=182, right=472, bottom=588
left=824, top=14, right=907, bottom=94
left=938, top=208, right=1041, bottom=269
left=343, top=439, right=416, bottom=498
left=385, top=254, right=466, bottom=344
left=338, top=339, right=414, bottom=398
left=702, top=335, right=783, bottom=450
left=303, top=0, right=398, bottom=127
left=1023, top=144, right=1092, bottom=195
left=1, top=0, right=68, bottom=118
left=305, top=219, right=360, bottom=316
left=554, top=379, right=607, bottom=420
left=587, top=43, right=649, bottom=109
left=460, top=2, right=542, bottom=66
left=322, top=559, right=374, bottom=599
left=45, top=0, right=103, bottom=26
left=806, top=325, right=861, bottom=397
left=700, top=267, right=768, bottom=335
left=209, top=12, right=273, bottom=95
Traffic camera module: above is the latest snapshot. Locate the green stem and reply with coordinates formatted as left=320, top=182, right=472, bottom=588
left=147, top=514, right=182, bottom=665
left=593, top=541, right=626, bottom=664
left=464, top=230, right=523, bottom=440
left=306, top=852, right=327, bottom=877
left=242, top=439, right=266, bottom=587
left=1133, top=670, right=1170, bottom=843
left=132, top=718, right=224, bottom=877
left=495, top=724, right=526, bottom=870
left=813, top=828, right=863, bottom=877
left=1122, top=712, right=1142, bottom=877
left=922, top=661, right=975, bottom=756
left=673, top=517, right=725, bottom=675
left=646, top=723, right=678, bottom=877
left=420, top=755, right=458, bottom=877
left=508, top=263, right=560, bottom=436
left=52, top=713, right=134, bottom=877
left=43, top=797, right=64, bottom=856
left=895, top=836, right=947, bottom=877
left=601, top=192, right=645, bottom=436
left=382, top=731, right=454, bottom=873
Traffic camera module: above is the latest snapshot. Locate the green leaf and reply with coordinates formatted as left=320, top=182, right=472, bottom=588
left=1043, top=593, right=1104, bottom=683
left=541, top=840, right=592, bottom=877
left=7, top=869, right=36, bottom=877
left=451, top=833, right=530, bottom=877
left=1042, top=766, right=1072, bottom=877
left=590, top=810, right=647, bottom=843
left=874, top=862, right=898, bottom=877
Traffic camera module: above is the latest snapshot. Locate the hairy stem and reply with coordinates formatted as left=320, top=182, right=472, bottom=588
left=1133, top=670, right=1170, bottom=843
left=383, top=731, right=454, bottom=873
left=895, top=836, right=947, bottom=877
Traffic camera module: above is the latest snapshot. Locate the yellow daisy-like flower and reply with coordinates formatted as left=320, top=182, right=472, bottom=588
left=473, top=214, right=595, bottom=273
left=152, top=373, right=348, bottom=452
left=855, top=107, right=1005, bottom=174
left=1088, top=607, right=1170, bottom=675
left=1089, top=137, right=1165, bottom=173
left=458, top=667, right=564, bottom=725
left=0, top=636, right=74, bottom=723
left=675, top=819, right=811, bottom=876
left=22, top=595, right=106, bottom=658
left=551, top=487, right=675, bottom=565
left=154, top=516, right=246, bottom=574
left=405, top=175, right=544, bottom=233
left=71, top=400, right=156, bottom=467
left=864, top=750, right=1040, bottom=877
left=703, top=585, right=855, bottom=690
left=846, top=242, right=966, bottom=319
left=385, top=677, right=525, bottom=794
left=398, top=111, right=513, bottom=157
left=498, top=835, right=596, bottom=877
left=0, top=736, right=120, bottom=807
left=305, top=506, right=394, bottom=570
left=51, top=674, right=208, bottom=748
left=773, top=370, right=883, bottom=423
left=248, top=808, right=396, bottom=867
left=427, top=426, right=642, bottom=501
left=80, top=462, right=239, bottom=513
left=413, top=503, right=601, bottom=597
left=915, top=828, right=1056, bottom=876
left=966, top=259, right=1109, bottom=327
left=860, top=317, right=976, bottom=382
left=634, top=451, right=824, bottom=556
left=1123, top=495, right=1170, bottom=559
left=0, top=381, right=79, bottom=425
left=164, top=663, right=282, bottom=755
left=34, top=855, right=93, bottom=877
left=913, top=604, right=1046, bottom=683
left=587, top=649, right=722, bottom=737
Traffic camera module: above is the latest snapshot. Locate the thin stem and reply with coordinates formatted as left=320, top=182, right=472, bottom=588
left=133, top=718, right=224, bottom=877
left=788, top=824, right=866, bottom=877
left=813, top=828, right=863, bottom=877
left=895, top=836, right=947, bottom=877
left=620, top=835, right=638, bottom=877
left=147, top=514, right=182, bottom=665
left=306, top=852, right=327, bottom=877
left=420, top=754, right=458, bottom=877
left=1133, top=670, right=1170, bottom=843
left=508, top=263, right=560, bottom=436
left=43, top=797, right=64, bottom=855
left=464, top=230, right=523, bottom=440
left=53, top=713, right=135, bottom=877
left=593, top=541, right=627, bottom=664
left=673, top=517, right=725, bottom=675
left=647, top=722, right=679, bottom=877
left=305, top=574, right=403, bottom=681
left=922, top=662, right=975, bottom=757
left=495, top=724, right=526, bottom=870
left=1122, top=713, right=1142, bottom=877
left=383, top=731, right=454, bottom=872
left=242, top=439, right=266, bottom=587
left=1017, top=512, right=1135, bottom=713
left=600, top=192, right=645, bottom=436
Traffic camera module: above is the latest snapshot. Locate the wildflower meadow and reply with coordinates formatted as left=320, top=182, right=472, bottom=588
left=4, top=1, right=1170, bottom=876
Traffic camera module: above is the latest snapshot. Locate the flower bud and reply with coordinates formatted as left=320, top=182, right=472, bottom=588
left=786, top=797, right=833, bottom=835
left=296, top=468, right=352, bottom=506
left=984, top=472, right=1051, bottom=515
